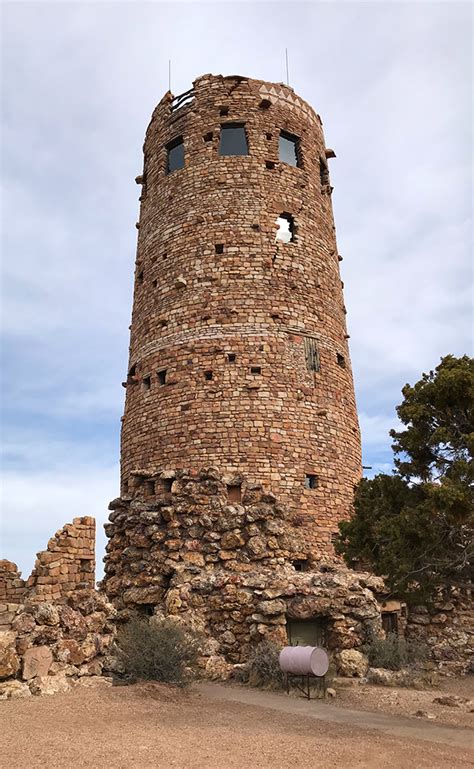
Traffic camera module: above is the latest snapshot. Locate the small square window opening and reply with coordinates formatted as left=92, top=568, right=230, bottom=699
left=227, top=483, right=242, bottom=503
left=227, top=353, right=236, bottom=363
left=157, top=369, right=167, bottom=385
left=143, top=376, right=151, bottom=391
left=204, top=370, right=213, bottom=380
left=203, top=132, right=213, bottom=142
left=305, top=474, right=318, bottom=489
left=250, top=366, right=261, bottom=375
left=336, top=353, right=346, bottom=368
left=215, top=244, right=224, bottom=254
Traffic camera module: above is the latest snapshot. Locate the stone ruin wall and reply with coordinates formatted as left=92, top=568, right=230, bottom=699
left=121, top=73, right=361, bottom=556
left=0, top=518, right=115, bottom=698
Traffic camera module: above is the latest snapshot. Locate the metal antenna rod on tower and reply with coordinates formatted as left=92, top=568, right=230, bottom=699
left=168, top=59, right=171, bottom=92
left=285, top=48, right=290, bottom=86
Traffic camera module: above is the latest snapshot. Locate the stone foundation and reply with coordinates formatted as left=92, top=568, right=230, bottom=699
left=103, top=468, right=385, bottom=667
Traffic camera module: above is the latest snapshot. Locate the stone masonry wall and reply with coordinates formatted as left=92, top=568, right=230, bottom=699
left=121, top=73, right=361, bottom=555
left=26, top=517, right=96, bottom=601
left=103, top=468, right=384, bottom=667
left=0, top=561, right=26, bottom=606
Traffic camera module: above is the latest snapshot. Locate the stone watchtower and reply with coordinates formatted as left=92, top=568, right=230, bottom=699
left=120, top=73, right=361, bottom=554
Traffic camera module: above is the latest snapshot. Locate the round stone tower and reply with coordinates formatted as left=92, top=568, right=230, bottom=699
left=121, top=73, right=361, bottom=554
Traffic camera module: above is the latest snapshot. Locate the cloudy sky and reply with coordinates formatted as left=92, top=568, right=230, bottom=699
left=1, top=1, right=472, bottom=579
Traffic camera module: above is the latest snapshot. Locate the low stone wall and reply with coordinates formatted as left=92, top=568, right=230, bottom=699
left=26, top=517, right=96, bottom=600
left=406, top=593, right=474, bottom=676
left=0, top=590, right=116, bottom=698
left=0, top=561, right=26, bottom=607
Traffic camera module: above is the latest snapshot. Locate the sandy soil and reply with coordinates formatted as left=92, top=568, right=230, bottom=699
left=1, top=679, right=473, bottom=769
left=331, top=675, right=474, bottom=729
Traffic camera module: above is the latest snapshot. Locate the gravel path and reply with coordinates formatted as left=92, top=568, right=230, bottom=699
left=1, top=679, right=473, bottom=769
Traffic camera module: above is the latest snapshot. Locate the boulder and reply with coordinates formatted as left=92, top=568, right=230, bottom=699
left=0, top=680, right=32, bottom=699
left=205, top=654, right=233, bottom=681
left=55, top=639, right=85, bottom=665
left=29, top=674, right=71, bottom=696
left=33, top=603, right=60, bottom=626
left=22, top=645, right=53, bottom=680
left=0, top=632, right=20, bottom=679
left=59, top=605, right=88, bottom=639
left=11, top=612, right=36, bottom=634
left=433, top=694, right=466, bottom=708
left=335, top=649, right=368, bottom=678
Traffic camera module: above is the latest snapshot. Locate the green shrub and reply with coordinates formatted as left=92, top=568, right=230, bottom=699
left=247, top=640, right=284, bottom=689
left=115, top=616, right=201, bottom=686
left=364, top=632, right=427, bottom=671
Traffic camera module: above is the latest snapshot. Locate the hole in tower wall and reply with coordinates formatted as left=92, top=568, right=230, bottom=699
left=204, top=370, right=213, bottom=380
left=250, top=366, right=262, bottom=375
left=142, top=376, right=151, bottom=391
left=304, top=474, right=318, bottom=489
left=145, top=480, right=155, bottom=496
left=336, top=353, right=346, bottom=368
left=137, top=271, right=144, bottom=284
left=275, top=213, right=295, bottom=243
left=215, top=244, right=224, bottom=254
left=227, top=353, right=236, bottom=363
left=157, top=369, right=167, bottom=385
left=227, top=484, right=242, bottom=503
left=203, top=132, right=213, bottom=142
left=219, top=106, right=229, bottom=116
left=161, top=478, right=173, bottom=493
left=266, top=161, right=275, bottom=170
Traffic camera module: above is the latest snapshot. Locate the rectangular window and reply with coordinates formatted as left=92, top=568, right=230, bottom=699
left=336, top=353, right=346, bottom=368
left=143, top=376, right=151, bottom=391
left=157, top=369, right=167, bottom=385
left=304, top=337, right=320, bottom=372
left=279, top=131, right=300, bottom=167
left=382, top=612, right=399, bottom=636
left=287, top=617, right=328, bottom=647
left=166, top=137, right=184, bottom=173
left=227, top=483, right=242, bottom=503
left=250, top=366, right=261, bottom=375
left=219, top=124, right=248, bottom=156
left=305, top=474, right=318, bottom=489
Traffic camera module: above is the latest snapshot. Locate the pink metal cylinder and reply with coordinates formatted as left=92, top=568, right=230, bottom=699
left=279, top=646, right=329, bottom=677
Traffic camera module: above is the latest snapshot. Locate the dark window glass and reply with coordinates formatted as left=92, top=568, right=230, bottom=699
left=219, top=124, right=248, bottom=156
left=166, top=137, right=184, bottom=173
left=279, top=131, right=300, bottom=167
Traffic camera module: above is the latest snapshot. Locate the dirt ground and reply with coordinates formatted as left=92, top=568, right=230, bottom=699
left=332, top=674, right=474, bottom=729
left=1, top=678, right=473, bottom=769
